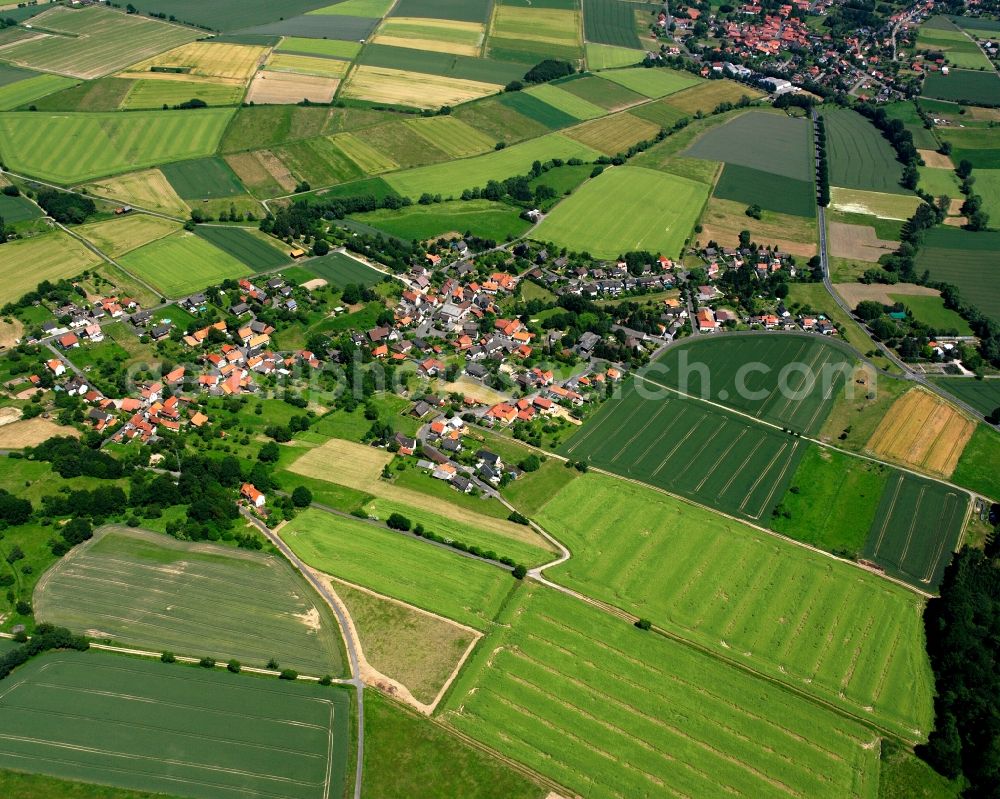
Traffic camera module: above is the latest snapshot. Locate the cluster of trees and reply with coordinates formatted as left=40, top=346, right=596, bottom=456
left=814, top=115, right=831, bottom=206
left=0, top=624, right=89, bottom=682
left=0, top=489, right=31, bottom=527
left=855, top=103, right=920, bottom=190
left=380, top=510, right=526, bottom=572
left=28, top=437, right=124, bottom=480
left=457, top=158, right=585, bottom=210
left=955, top=159, right=991, bottom=231
left=35, top=189, right=96, bottom=225
left=918, top=546, right=1000, bottom=796
left=523, top=59, right=575, bottom=85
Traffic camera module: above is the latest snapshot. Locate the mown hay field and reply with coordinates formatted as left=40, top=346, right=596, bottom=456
left=0, top=231, right=101, bottom=304
left=286, top=436, right=550, bottom=562
left=864, top=470, right=967, bottom=589
left=866, top=388, right=975, bottom=477
left=555, top=74, right=645, bottom=111
left=0, top=108, right=233, bottom=184
left=829, top=186, right=923, bottom=220
left=118, top=230, right=251, bottom=297
left=665, top=79, right=764, bottom=115
left=0, top=5, right=199, bottom=79
left=584, top=42, right=645, bottom=70
left=564, top=112, right=661, bottom=154
left=405, top=115, right=497, bottom=157
left=561, top=379, right=804, bottom=521
left=535, top=165, right=707, bottom=258
left=828, top=221, right=898, bottom=262
left=374, top=17, right=486, bottom=56
left=35, top=526, right=346, bottom=675
left=276, top=36, right=363, bottom=60
left=342, top=65, right=499, bottom=109
left=599, top=66, right=702, bottom=98
left=384, top=133, right=601, bottom=198
left=76, top=214, right=180, bottom=259
left=524, top=82, right=607, bottom=120
left=120, top=79, right=244, bottom=109
left=0, top=73, right=78, bottom=111
left=121, top=41, right=268, bottom=84
left=0, top=417, right=79, bottom=448
left=536, top=472, right=934, bottom=738
left=443, top=583, right=882, bottom=799
left=825, top=108, right=912, bottom=195
left=247, top=71, right=340, bottom=105
left=266, top=52, right=350, bottom=79
left=225, top=149, right=299, bottom=196
left=354, top=199, right=531, bottom=242
left=488, top=4, right=582, bottom=63
left=85, top=168, right=191, bottom=216
left=280, top=508, right=514, bottom=631
left=682, top=109, right=812, bottom=180
left=0, top=651, right=350, bottom=799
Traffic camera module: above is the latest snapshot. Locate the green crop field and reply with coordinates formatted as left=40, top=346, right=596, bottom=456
left=770, top=445, right=891, bottom=554
left=583, top=0, right=642, bottom=48
left=357, top=44, right=525, bottom=85
left=916, top=228, right=1000, bottom=324
left=916, top=17, right=992, bottom=69
left=584, top=42, right=646, bottom=70
left=329, top=133, right=398, bottom=174
left=193, top=226, right=291, bottom=269
left=598, top=66, right=701, bottom=98
left=220, top=106, right=395, bottom=153
left=555, top=74, right=645, bottom=110
left=383, top=133, right=601, bottom=198
left=280, top=508, right=515, bottom=630
left=683, top=110, right=813, bottom=181
left=353, top=200, right=531, bottom=241
left=863, top=471, right=966, bottom=589
left=311, top=0, right=394, bottom=17
left=974, top=168, right=1000, bottom=219
left=0, top=109, right=233, bottom=184
left=534, top=165, right=707, bottom=258
left=825, top=109, right=911, bottom=195
left=564, top=112, right=661, bottom=155
left=274, top=137, right=366, bottom=189
left=118, top=230, right=252, bottom=297
left=495, top=90, right=580, bottom=129
left=117, top=0, right=332, bottom=32
left=392, top=0, right=491, bottom=23
left=935, top=125, right=1000, bottom=170
left=403, top=116, right=496, bottom=158
left=0, top=74, right=78, bottom=111
left=923, top=69, right=1000, bottom=106
left=0, top=651, right=350, bottom=799
left=651, top=335, right=856, bottom=433
left=561, top=378, right=805, bottom=521
left=919, top=165, right=962, bottom=198
left=456, top=94, right=551, bottom=142
left=930, top=377, right=1000, bottom=416
left=0, top=192, right=42, bottom=224
left=889, top=293, right=973, bottom=335
left=713, top=163, right=816, bottom=217
left=0, top=230, right=102, bottom=305
left=488, top=3, right=582, bottom=63
left=120, top=80, right=244, bottom=110
left=627, top=96, right=689, bottom=129
left=0, top=6, right=199, bottom=79
left=524, top=83, right=607, bottom=120
left=277, top=36, right=363, bottom=59
left=303, top=251, right=387, bottom=287
left=951, top=424, right=1000, bottom=500
left=535, top=473, right=934, bottom=738
left=35, top=527, right=345, bottom=674
left=444, top=584, right=882, bottom=799
left=161, top=156, right=246, bottom=199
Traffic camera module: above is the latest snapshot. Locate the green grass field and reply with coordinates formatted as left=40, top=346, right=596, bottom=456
left=919, top=165, right=962, bottom=199
left=35, top=527, right=346, bottom=675
left=923, top=69, right=1000, bottom=106
left=280, top=508, right=515, bottom=630
left=889, top=293, right=973, bottom=335
left=364, top=692, right=543, bottom=799
left=403, top=115, right=496, bottom=158
left=0, top=73, right=78, bottom=110
left=383, top=133, right=601, bottom=198
left=275, top=137, right=366, bottom=189
left=682, top=110, right=813, bottom=181
left=535, top=473, right=933, bottom=738
left=194, top=225, right=291, bottom=269
left=303, top=251, right=386, bottom=287
left=277, top=36, right=362, bottom=59
left=584, top=43, right=645, bottom=70
left=118, top=230, right=252, bottom=297
left=564, top=112, right=662, bottom=155
left=561, top=378, right=805, bottom=522
left=0, top=109, right=233, bottom=184
left=534, top=165, right=707, bottom=258
left=597, top=66, right=701, bottom=98
left=650, top=334, right=853, bottom=433
left=0, top=651, right=350, bottom=799
left=771, top=445, right=891, bottom=554
left=0, top=230, right=102, bottom=305
left=916, top=228, right=1000, bottom=324
left=120, top=80, right=244, bottom=110
left=825, top=109, right=911, bottom=195
left=916, top=17, right=992, bottom=69
left=353, top=199, right=530, bottom=241
left=556, top=74, right=645, bottom=110
left=161, top=155, right=246, bottom=200
left=863, top=471, right=966, bottom=589
left=0, top=191, right=42, bottom=223
left=583, top=0, right=642, bottom=48
left=495, top=90, right=581, bottom=129
left=935, top=125, right=1000, bottom=170
left=930, top=377, right=1000, bottom=416
left=455, top=95, right=550, bottom=143
left=951, top=423, right=1000, bottom=500
left=444, top=583, right=882, bottom=799
left=973, top=168, right=1000, bottom=220
left=523, top=83, right=607, bottom=120
left=713, top=162, right=816, bottom=217
left=627, top=96, right=689, bottom=129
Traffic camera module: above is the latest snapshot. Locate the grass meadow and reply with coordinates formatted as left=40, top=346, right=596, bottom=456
left=443, top=583, right=883, bottom=799
left=120, top=80, right=244, bottom=110
left=0, top=231, right=101, bottom=304
left=34, top=527, right=346, bottom=675
left=598, top=67, right=701, bottom=98
left=280, top=508, right=516, bottom=630
left=118, top=230, right=251, bottom=297
left=0, top=74, right=78, bottom=110
left=930, top=377, right=1000, bottom=416
left=534, top=165, right=708, bottom=258
left=536, top=473, right=934, bottom=738
left=584, top=43, right=646, bottom=69
left=303, top=251, right=387, bottom=287
left=561, top=378, right=804, bottom=522
left=193, top=225, right=291, bottom=269
left=0, top=652, right=350, bottom=799
left=555, top=74, right=645, bottom=111
left=923, top=69, right=1000, bottom=106
left=564, top=112, right=662, bottom=155
left=0, top=109, right=233, bottom=184
left=76, top=214, right=180, bottom=259
left=951, top=424, right=1000, bottom=500
left=353, top=199, right=530, bottom=241
left=916, top=228, right=1000, bottom=324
